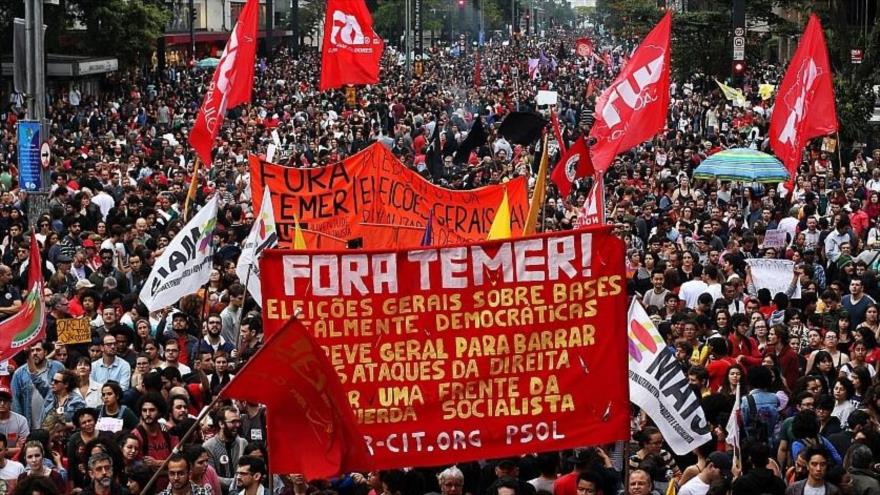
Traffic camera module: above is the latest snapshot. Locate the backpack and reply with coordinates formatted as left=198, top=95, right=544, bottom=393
left=136, top=424, right=172, bottom=457
left=744, top=394, right=772, bottom=443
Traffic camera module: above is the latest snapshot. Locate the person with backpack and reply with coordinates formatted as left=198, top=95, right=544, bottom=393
left=740, top=366, right=780, bottom=443
left=131, top=392, right=177, bottom=471
left=790, top=409, right=842, bottom=466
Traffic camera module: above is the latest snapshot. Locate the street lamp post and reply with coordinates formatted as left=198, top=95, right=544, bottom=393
left=189, top=0, right=196, bottom=61
left=23, top=0, right=49, bottom=225
left=290, top=0, right=298, bottom=57
left=405, top=0, right=412, bottom=80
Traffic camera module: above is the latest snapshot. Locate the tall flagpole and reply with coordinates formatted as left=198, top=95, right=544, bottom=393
left=234, top=266, right=254, bottom=353
left=184, top=157, right=202, bottom=220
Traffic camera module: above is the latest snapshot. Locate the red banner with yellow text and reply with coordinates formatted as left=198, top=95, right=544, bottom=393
left=259, top=227, right=629, bottom=469
left=250, top=143, right=529, bottom=249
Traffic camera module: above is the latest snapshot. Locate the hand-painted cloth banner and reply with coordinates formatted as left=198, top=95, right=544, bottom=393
left=258, top=227, right=630, bottom=469
left=250, top=143, right=529, bottom=249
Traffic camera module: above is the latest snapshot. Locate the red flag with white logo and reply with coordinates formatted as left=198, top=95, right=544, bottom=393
left=769, top=14, right=838, bottom=184
left=588, top=12, right=671, bottom=173
left=188, top=0, right=259, bottom=167
left=575, top=174, right=605, bottom=228
left=551, top=135, right=594, bottom=198
left=320, top=0, right=384, bottom=91
left=575, top=37, right=594, bottom=58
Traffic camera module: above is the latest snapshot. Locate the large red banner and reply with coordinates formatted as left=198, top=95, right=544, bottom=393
left=259, top=227, right=630, bottom=469
left=250, top=143, right=529, bottom=249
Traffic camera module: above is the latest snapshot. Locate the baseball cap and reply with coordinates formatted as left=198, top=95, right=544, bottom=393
left=82, top=239, right=96, bottom=248
left=708, top=452, right=732, bottom=476
left=495, top=457, right=519, bottom=470
left=0, top=386, right=11, bottom=399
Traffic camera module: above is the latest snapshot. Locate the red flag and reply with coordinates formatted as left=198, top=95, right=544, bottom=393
left=551, top=135, right=594, bottom=198
left=0, top=235, right=46, bottom=362
left=320, top=0, right=384, bottom=91
left=574, top=175, right=605, bottom=227
left=575, top=37, right=594, bottom=58
left=188, top=0, right=259, bottom=167
left=218, top=316, right=372, bottom=478
left=550, top=110, right=566, bottom=155
left=769, top=14, right=838, bottom=185
left=589, top=12, right=671, bottom=173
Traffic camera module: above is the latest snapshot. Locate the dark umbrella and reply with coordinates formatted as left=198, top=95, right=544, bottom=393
left=498, top=112, right=547, bottom=145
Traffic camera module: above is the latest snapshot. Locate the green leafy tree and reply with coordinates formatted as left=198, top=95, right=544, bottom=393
left=0, top=0, right=167, bottom=68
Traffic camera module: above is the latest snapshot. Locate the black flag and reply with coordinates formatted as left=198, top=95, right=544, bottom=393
left=425, top=117, right=444, bottom=179
left=453, top=117, right=488, bottom=164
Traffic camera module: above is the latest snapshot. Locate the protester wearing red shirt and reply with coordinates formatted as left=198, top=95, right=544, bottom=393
left=730, top=313, right=762, bottom=365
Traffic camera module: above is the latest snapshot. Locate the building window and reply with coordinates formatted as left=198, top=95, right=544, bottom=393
left=231, top=2, right=270, bottom=29
left=167, top=0, right=207, bottom=32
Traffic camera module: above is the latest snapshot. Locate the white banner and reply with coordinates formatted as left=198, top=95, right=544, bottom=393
left=746, top=258, right=801, bottom=299
left=235, top=186, right=278, bottom=306
left=628, top=299, right=712, bottom=455
left=139, top=196, right=219, bottom=312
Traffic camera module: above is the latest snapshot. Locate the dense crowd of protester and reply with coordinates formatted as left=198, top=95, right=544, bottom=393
left=0, top=14, right=879, bottom=495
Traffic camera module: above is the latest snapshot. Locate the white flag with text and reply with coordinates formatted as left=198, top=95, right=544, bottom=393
left=235, top=186, right=278, bottom=306
left=139, top=196, right=219, bottom=312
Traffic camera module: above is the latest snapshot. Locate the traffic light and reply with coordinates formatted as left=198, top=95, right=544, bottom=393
left=732, top=60, right=746, bottom=75
left=190, top=7, right=197, bottom=23
left=458, top=0, right=464, bottom=6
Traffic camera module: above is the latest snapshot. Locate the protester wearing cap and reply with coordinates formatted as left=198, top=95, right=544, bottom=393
left=52, top=252, right=78, bottom=296
left=677, top=451, right=731, bottom=495
left=0, top=385, right=28, bottom=459
left=66, top=279, right=95, bottom=318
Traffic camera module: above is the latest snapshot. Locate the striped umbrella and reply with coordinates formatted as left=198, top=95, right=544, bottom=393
left=693, top=148, right=789, bottom=183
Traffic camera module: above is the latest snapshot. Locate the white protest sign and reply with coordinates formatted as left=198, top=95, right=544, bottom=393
left=266, top=144, right=277, bottom=163
left=763, top=230, right=787, bottom=249
left=536, top=90, right=558, bottom=106
left=96, top=417, right=124, bottom=433
left=746, top=258, right=801, bottom=299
